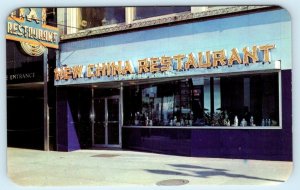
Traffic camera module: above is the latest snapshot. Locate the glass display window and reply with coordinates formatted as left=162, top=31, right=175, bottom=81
left=124, top=72, right=280, bottom=128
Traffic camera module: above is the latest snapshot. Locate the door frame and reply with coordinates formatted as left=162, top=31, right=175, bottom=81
left=92, top=94, right=121, bottom=148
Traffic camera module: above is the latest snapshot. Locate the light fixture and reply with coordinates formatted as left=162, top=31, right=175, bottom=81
left=275, top=60, right=281, bottom=69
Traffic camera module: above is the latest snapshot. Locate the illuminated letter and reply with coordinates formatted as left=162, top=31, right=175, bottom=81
left=54, top=68, right=64, bottom=80
left=259, top=44, right=275, bottom=63
left=19, top=8, right=25, bottom=19
left=173, top=54, right=185, bottom=71
left=13, top=23, right=18, bottom=35
left=110, top=61, right=123, bottom=76
left=72, top=65, right=83, bottom=79
left=138, top=58, right=149, bottom=74
left=123, top=61, right=134, bottom=74
left=17, top=25, right=24, bottom=36
left=38, top=29, right=43, bottom=40
left=7, top=22, right=13, bottom=34
left=150, top=57, right=159, bottom=73
left=213, top=50, right=226, bottom=67
left=63, top=67, right=72, bottom=80
left=26, top=8, right=39, bottom=23
left=95, top=63, right=107, bottom=77
left=106, top=63, right=112, bottom=76
left=185, top=53, right=198, bottom=70
left=161, top=56, right=172, bottom=72
left=228, top=48, right=242, bottom=66
left=198, top=51, right=212, bottom=68
left=243, top=46, right=258, bottom=64
left=87, top=64, right=95, bottom=78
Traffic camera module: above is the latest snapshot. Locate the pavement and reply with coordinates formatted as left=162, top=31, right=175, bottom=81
left=6, top=147, right=292, bottom=186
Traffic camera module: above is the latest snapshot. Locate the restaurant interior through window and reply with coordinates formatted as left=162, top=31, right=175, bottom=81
left=123, top=72, right=279, bottom=127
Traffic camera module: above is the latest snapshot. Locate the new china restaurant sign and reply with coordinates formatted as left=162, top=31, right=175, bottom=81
left=6, top=8, right=59, bottom=56
left=54, top=44, right=279, bottom=85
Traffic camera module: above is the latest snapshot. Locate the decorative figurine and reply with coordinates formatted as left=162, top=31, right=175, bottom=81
left=223, top=110, right=230, bottom=126
left=134, top=112, right=140, bottom=126
left=250, top=116, right=254, bottom=126
left=180, top=119, right=184, bottom=126
left=241, top=118, right=247, bottom=127
left=173, top=116, right=177, bottom=126
left=145, top=116, right=149, bottom=126
left=234, top=116, right=239, bottom=127
left=227, top=120, right=230, bottom=126
left=189, top=120, right=193, bottom=126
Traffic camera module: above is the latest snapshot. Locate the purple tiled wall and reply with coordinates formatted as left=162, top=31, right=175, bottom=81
left=56, top=88, right=81, bottom=151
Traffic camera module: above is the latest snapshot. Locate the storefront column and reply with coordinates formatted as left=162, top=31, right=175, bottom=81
left=56, top=88, right=81, bottom=151
left=281, top=69, right=292, bottom=160
left=119, top=82, right=123, bottom=147
left=43, top=48, right=49, bottom=151
left=91, top=88, right=95, bottom=145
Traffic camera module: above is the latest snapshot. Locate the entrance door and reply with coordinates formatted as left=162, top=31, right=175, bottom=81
left=93, top=96, right=120, bottom=147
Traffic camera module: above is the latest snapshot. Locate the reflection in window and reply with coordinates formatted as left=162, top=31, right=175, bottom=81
left=80, top=8, right=125, bottom=29
left=124, top=73, right=279, bottom=127
left=135, top=7, right=190, bottom=20
left=45, top=8, right=57, bottom=27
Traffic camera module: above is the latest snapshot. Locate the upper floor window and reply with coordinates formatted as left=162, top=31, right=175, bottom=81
left=80, top=7, right=125, bottom=29
left=134, top=6, right=190, bottom=20
left=45, top=8, right=57, bottom=27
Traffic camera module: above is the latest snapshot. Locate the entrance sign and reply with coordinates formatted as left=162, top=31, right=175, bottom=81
left=6, top=8, right=59, bottom=56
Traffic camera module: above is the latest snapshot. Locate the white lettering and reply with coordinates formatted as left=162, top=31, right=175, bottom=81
left=8, top=73, right=35, bottom=80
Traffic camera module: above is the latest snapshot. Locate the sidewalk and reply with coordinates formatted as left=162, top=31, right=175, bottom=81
left=7, top=147, right=292, bottom=186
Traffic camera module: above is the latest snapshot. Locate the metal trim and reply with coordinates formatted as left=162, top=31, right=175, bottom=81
left=91, top=88, right=95, bottom=146
left=43, top=48, right=49, bottom=151
left=93, top=95, right=121, bottom=147
left=122, top=126, right=282, bottom=130
left=104, top=98, right=108, bottom=145
left=119, top=83, right=123, bottom=147
left=93, top=144, right=122, bottom=148
left=278, top=71, right=283, bottom=129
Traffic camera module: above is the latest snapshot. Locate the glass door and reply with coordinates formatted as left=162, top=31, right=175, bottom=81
left=93, top=99, right=105, bottom=145
left=93, top=96, right=120, bottom=147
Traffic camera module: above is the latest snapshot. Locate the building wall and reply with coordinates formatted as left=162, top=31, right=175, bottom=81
left=56, top=8, right=292, bottom=160
left=58, top=9, right=291, bottom=70
left=56, top=87, right=92, bottom=151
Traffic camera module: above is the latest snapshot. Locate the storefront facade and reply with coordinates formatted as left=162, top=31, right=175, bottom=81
left=6, top=8, right=58, bottom=150
left=55, top=7, right=292, bottom=161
